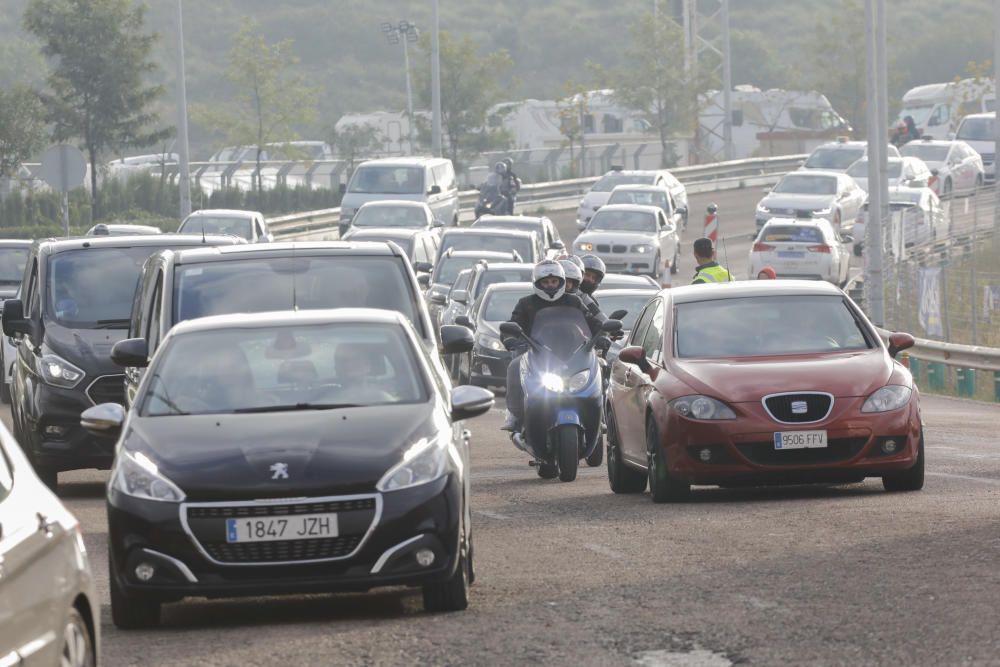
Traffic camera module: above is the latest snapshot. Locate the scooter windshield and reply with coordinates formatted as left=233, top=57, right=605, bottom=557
left=530, top=307, right=591, bottom=361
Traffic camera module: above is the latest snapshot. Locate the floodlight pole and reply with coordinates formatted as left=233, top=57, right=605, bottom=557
left=864, top=0, right=885, bottom=325
left=431, top=0, right=443, bottom=158
left=175, top=0, right=192, bottom=218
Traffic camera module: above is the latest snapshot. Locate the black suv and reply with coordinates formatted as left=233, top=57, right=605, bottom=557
left=1, top=234, right=242, bottom=488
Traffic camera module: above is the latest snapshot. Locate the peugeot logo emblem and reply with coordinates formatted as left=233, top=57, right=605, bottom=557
left=269, top=462, right=289, bottom=480
left=791, top=401, right=808, bottom=415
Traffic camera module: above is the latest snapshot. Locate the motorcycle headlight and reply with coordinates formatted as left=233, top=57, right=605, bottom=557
left=541, top=372, right=564, bottom=393
left=670, top=395, right=736, bottom=420
left=567, top=369, right=591, bottom=393
left=631, top=244, right=654, bottom=254
left=111, top=451, right=186, bottom=502
left=477, top=334, right=505, bottom=352
left=377, top=437, right=448, bottom=492
left=861, top=385, right=912, bottom=413
left=35, top=354, right=84, bottom=389
left=577, top=242, right=594, bottom=252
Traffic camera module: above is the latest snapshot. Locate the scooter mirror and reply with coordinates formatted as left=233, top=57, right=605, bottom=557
left=608, top=309, right=627, bottom=321
left=601, top=319, right=623, bottom=333
left=499, top=321, right=523, bottom=337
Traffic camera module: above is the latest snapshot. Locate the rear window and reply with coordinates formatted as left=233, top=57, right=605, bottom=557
left=0, top=247, right=29, bottom=287
left=587, top=210, right=657, bottom=233
left=675, top=295, right=873, bottom=358
left=773, top=174, right=838, bottom=195
left=760, top=226, right=825, bottom=243
left=900, top=144, right=950, bottom=162
left=592, top=173, right=655, bottom=192
left=608, top=190, right=668, bottom=209
left=483, top=290, right=529, bottom=321
left=179, top=216, right=253, bottom=241
left=172, top=256, right=423, bottom=337
left=349, top=166, right=425, bottom=195
left=803, top=147, right=865, bottom=170
left=846, top=159, right=902, bottom=179
left=474, top=269, right=533, bottom=299
left=440, top=233, right=532, bottom=262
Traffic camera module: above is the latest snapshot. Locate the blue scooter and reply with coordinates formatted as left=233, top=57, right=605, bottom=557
left=500, top=307, right=622, bottom=482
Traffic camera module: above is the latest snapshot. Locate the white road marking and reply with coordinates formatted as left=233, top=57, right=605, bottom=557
left=634, top=649, right=733, bottom=667
left=475, top=509, right=511, bottom=521
left=927, top=472, right=1000, bottom=486
left=582, top=542, right=624, bottom=560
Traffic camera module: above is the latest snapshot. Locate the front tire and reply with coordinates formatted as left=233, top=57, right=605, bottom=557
left=606, top=408, right=646, bottom=493
left=110, top=563, right=161, bottom=629
left=882, top=431, right=925, bottom=492
left=647, top=419, right=689, bottom=503
left=61, top=607, right=96, bottom=667
left=556, top=424, right=579, bottom=482
left=423, top=531, right=470, bottom=613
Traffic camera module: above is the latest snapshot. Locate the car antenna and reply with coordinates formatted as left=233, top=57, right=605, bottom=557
left=720, top=235, right=733, bottom=281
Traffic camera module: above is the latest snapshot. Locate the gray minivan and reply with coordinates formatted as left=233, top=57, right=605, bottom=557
left=339, top=157, right=460, bottom=235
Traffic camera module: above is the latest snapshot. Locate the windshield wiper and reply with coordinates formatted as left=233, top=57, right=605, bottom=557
left=92, top=318, right=131, bottom=329
left=232, top=403, right=362, bottom=414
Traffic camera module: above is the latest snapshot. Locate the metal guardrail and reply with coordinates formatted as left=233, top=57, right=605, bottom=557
left=267, top=153, right=808, bottom=239
left=877, top=328, right=1000, bottom=373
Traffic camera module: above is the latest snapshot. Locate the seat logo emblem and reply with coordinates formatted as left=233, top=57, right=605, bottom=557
left=791, top=401, right=808, bottom=415
left=269, top=462, right=289, bottom=480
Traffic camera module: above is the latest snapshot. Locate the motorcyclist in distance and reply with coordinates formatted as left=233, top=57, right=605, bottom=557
left=502, top=157, right=521, bottom=211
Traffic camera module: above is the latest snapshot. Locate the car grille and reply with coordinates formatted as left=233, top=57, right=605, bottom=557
left=981, top=153, right=995, bottom=163
left=596, top=244, right=629, bottom=254
left=604, top=262, right=628, bottom=272
left=86, top=374, right=126, bottom=406
left=736, top=437, right=867, bottom=466
left=763, top=393, right=833, bottom=423
left=184, top=496, right=379, bottom=565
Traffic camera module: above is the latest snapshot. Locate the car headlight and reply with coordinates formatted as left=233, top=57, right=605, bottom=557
left=567, top=369, right=591, bottom=393
left=669, top=395, right=736, bottom=420
left=377, top=437, right=448, bottom=491
left=111, top=451, right=186, bottom=502
left=35, top=353, right=84, bottom=389
left=541, top=372, right=564, bottom=392
left=631, top=244, right=654, bottom=254
left=861, top=385, right=912, bottom=413
left=477, top=334, right=505, bottom=352
left=756, top=203, right=770, bottom=213
left=577, top=242, right=594, bottom=252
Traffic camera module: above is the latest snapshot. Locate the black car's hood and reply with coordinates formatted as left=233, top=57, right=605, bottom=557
left=127, top=404, right=440, bottom=500
left=44, top=322, right=129, bottom=376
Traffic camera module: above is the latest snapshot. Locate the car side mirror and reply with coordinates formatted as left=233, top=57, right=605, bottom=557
left=576, top=220, right=588, bottom=230
left=417, top=273, right=431, bottom=288
left=451, top=385, right=495, bottom=421
left=618, top=345, right=652, bottom=373
left=339, top=183, right=347, bottom=195
left=429, top=292, right=448, bottom=306
left=414, top=261, right=433, bottom=273
left=432, top=218, right=445, bottom=228
left=440, top=324, right=474, bottom=355
left=499, top=321, right=523, bottom=338
left=455, top=315, right=474, bottom=329
left=609, top=309, right=628, bottom=321
left=111, top=338, right=149, bottom=368
left=601, top=319, right=623, bottom=333
left=451, top=289, right=469, bottom=304
left=887, top=332, right=915, bottom=358
left=428, top=185, right=442, bottom=196
left=80, top=403, right=125, bottom=438
left=1, top=299, right=31, bottom=338
left=550, top=240, right=565, bottom=250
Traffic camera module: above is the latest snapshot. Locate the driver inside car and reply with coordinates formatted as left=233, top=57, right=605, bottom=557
left=330, top=342, right=397, bottom=405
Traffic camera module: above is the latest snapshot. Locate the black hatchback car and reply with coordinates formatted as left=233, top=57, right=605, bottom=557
left=1, top=234, right=242, bottom=488
left=82, top=309, right=493, bottom=628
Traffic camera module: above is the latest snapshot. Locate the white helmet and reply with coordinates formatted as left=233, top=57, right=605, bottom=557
left=559, top=259, right=583, bottom=294
left=532, top=259, right=566, bottom=302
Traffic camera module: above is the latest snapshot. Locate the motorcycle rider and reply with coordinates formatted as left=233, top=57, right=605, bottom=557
left=502, top=157, right=521, bottom=211
left=559, top=258, right=584, bottom=295
left=501, top=259, right=605, bottom=432
left=580, top=254, right=606, bottom=298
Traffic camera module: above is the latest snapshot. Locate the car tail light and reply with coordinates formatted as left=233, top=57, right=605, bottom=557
left=752, top=242, right=775, bottom=252
left=807, top=244, right=831, bottom=253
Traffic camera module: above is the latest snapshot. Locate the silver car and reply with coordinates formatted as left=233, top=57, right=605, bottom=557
left=756, top=170, right=866, bottom=232
left=574, top=204, right=680, bottom=278
left=178, top=208, right=273, bottom=243
left=0, top=422, right=99, bottom=666
left=900, top=138, right=985, bottom=197
left=575, top=169, right=688, bottom=228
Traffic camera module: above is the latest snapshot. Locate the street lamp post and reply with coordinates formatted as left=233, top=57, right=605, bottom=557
left=382, top=21, right=419, bottom=155
left=175, top=0, right=192, bottom=218
left=431, top=0, right=443, bottom=158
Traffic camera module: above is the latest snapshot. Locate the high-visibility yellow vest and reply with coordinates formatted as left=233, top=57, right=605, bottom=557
left=692, top=264, right=734, bottom=284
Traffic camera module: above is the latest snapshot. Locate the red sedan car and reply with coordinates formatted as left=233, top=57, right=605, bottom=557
left=606, top=281, right=923, bottom=502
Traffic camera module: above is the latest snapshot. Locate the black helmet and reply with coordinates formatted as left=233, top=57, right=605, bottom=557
left=494, top=161, right=508, bottom=175
left=503, top=157, right=514, bottom=171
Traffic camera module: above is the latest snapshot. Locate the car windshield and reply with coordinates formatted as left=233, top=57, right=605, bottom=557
left=899, top=105, right=935, bottom=127
left=587, top=210, right=657, bottom=233
left=348, top=234, right=415, bottom=257
left=140, top=322, right=428, bottom=416
left=172, top=256, right=422, bottom=336
left=483, top=290, right=528, bottom=321
left=760, top=225, right=825, bottom=244
left=0, top=248, right=29, bottom=286
left=434, top=255, right=492, bottom=285
left=845, top=159, right=903, bottom=179
left=900, top=144, right=950, bottom=163
left=803, top=147, right=865, bottom=170
left=353, top=205, right=428, bottom=228
left=593, top=294, right=651, bottom=330
left=349, top=166, right=425, bottom=195
left=675, top=295, right=873, bottom=358
left=592, top=173, right=655, bottom=192
left=957, top=117, right=995, bottom=142
left=439, top=233, right=531, bottom=261
left=607, top=190, right=668, bottom=209
left=530, top=306, right=591, bottom=361
left=180, top=216, right=253, bottom=241
left=473, top=269, right=533, bottom=299
left=773, top=174, right=838, bottom=195
left=47, top=246, right=171, bottom=328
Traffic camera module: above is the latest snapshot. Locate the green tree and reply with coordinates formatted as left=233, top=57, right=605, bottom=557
left=201, top=19, right=319, bottom=196
left=24, top=0, right=171, bottom=217
left=0, top=85, right=46, bottom=180
left=611, top=11, right=713, bottom=167
left=329, top=122, right=382, bottom=178
left=804, top=0, right=867, bottom=135
left=556, top=82, right=590, bottom=178
left=413, top=31, right=513, bottom=166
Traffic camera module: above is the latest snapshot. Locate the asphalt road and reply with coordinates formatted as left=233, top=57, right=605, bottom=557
left=15, top=185, right=1000, bottom=665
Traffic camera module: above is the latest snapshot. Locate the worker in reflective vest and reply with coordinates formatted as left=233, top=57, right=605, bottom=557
left=691, top=237, right=734, bottom=284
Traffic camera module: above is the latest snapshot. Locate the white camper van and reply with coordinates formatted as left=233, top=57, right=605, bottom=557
left=897, top=78, right=996, bottom=140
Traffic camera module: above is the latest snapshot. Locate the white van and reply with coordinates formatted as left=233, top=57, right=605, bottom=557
left=954, top=112, right=996, bottom=181
left=339, top=157, right=460, bottom=236
left=897, top=78, right=995, bottom=140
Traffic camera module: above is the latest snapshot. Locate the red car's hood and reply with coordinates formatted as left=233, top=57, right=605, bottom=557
left=669, top=350, right=891, bottom=402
